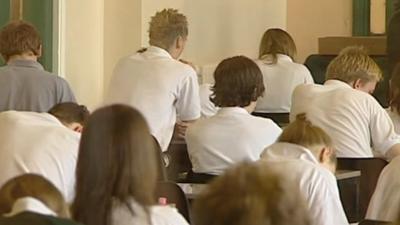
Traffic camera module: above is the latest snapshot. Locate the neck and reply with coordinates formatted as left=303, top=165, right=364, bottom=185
left=7, top=53, right=38, bottom=64
left=244, top=101, right=257, bottom=113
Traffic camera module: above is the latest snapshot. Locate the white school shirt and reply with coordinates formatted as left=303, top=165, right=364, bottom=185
left=260, top=142, right=349, bottom=225
left=4, top=197, right=57, bottom=217
left=290, top=79, right=400, bottom=158
left=386, top=108, right=400, bottom=133
left=186, top=107, right=282, bottom=175
left=366, top=155, right=400, bottom=222
left=104, top=46, right=201, bottom=151
left=254, top=54, right=314, bottom=113
left=112, top=199, right=189, bottom=225
left=199, top=83, right=219, bottom=118
left=0, top=111, right=80, bottom=203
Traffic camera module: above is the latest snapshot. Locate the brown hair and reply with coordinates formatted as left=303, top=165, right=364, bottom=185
left=0, top=21, right=41, bottom=62
left=279, top=113, right=333, bottom=149
left=72, top=104, right=158, bottom=225
left=48, top=102, right=90, bottom=126
left=390, top=62, right=400, bottom=114
left=211, top=56, right=265, bottom=107
left=258, top=28, right=296, bottom=64
left=193, top=162, right=311, bottom=225
left=326, top=46, right=382, bottom=83
left=148, top=8, right=188, bottom=50
left=0, top=174, right=68, bottom=218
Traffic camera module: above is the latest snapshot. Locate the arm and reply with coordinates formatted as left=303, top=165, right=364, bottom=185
left=385, top=143, right=400, bottom=161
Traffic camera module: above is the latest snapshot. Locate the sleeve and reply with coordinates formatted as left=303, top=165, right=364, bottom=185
left=176, top=69, right=201, bottom=121
left=308, top=172, right=349, bottom=225
left=57, top=78, right=77, bottom=103
left=369, top=101, right=400, bottom=156
left=151, top=206, right=189, bottom=225
left=302, top=67, right=314, bottom=84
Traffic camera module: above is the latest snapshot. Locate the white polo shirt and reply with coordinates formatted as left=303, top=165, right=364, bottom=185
left=199, top=83, right=219, bottom=118
left=104, top=46, right=201, bottom=151
left=0, top=111, right=80, bottom=203
left=260, top=142, right=349, bottom=225
left=254, top=54, right=314, bottom=113
left=186, top=107, right=281, bottom=175
left=366, top=155, right=400, bottom=222
left=290, top=80, right=400, bottom=158
left=386, top=108, right=400, bottom=133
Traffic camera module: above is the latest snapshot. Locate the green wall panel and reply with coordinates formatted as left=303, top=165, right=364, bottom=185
left=353, top=0, right=371, bottom=36
left=0, top=0, right=10, bottom=65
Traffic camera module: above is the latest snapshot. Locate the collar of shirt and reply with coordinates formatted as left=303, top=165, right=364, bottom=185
left=3, top=197, right=57, bottom=217
left=324, top=79, right=352, bottom=89
left=262, top=142, right=319, bottom=165
left=7, top=59, right=44, bottom=70
left=144, top=46, right=173, bottom=59
left=260, top=54, right=293, bottom=63
left=216, top=107, right=250, bottom=116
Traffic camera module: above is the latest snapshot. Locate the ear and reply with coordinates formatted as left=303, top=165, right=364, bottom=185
left=318, top=147, right=333, bottom=163
left=73, top=124, right=83, bottom=133
left=175, top=36, right=185, bottom=49
left=352, top=78, right=363, bottom=89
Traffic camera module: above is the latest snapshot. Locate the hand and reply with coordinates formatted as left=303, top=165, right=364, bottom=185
left=175, top=121, right=190, bottom=139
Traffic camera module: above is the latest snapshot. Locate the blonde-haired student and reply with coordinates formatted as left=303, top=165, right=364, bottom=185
left=260, top=113, right=348, bottom=225
left=291, top=46, right=400, bottom=159
left=254, top=28, right=313, bottom=113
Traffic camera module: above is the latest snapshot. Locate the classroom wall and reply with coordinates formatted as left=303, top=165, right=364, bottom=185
left=287, top=0, right=353, bottom=63
left=64, top=0, right=104, bottom=109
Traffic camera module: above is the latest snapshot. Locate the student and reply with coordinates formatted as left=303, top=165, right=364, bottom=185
left=254, top=28, right=313, bottom=113
left=72, top=105, right=188, bottom=225
left=105, top=8, right=200, bottom=151
left=0, top=21, right=76, bottom=112
left=366, top=155, right=400, bottom=222
left=387, top=63, right=400, bottom=133
left=192, top=162, right=311, bottom=225
left=0, top=102, right=89, bottom=203
left=199, top=83, right=219, bottom=118
left=260, top=113, right=348, bottom=225
left=0, top=174, right=80, bottom=225
left=186, top=56, right=282, bottom=177
left=291, top=46, right=400, bottom=159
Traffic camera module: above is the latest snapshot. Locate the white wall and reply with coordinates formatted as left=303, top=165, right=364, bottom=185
left=142, top=0, right=287, bottom=65
left=64, top=0, right=104, bottom=109
left=287, top=0, right=353, bottom=63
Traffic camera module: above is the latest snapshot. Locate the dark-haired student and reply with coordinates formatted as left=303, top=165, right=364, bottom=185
left=0, top=21, right=76, bottom=112
left=0, top=102, right=89, bottom=203
left=0, top=174, right=82, bottom=225
left=186, top=56, right=281, bottom=176
left=72, top=105, right=188, bottom=225
left=193, top=162, right=311, bottom=225
left=387, top=63, right=400, bottom=132
left=260, top=114, right=348, bottom=225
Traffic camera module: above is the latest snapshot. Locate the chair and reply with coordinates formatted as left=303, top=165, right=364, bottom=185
left=165, top=140, right=193, bottom=181
left=337, top=158, right=388, bottom=219
left=251, top=112, right=289, bottom=127
left=155, top=181, right=191, bottom=222
left=183, top=170, right=217, bottom=184
left=359, top=219, right=391, bottom=225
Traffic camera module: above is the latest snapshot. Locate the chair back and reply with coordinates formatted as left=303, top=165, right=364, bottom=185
left=337, top=158, right=388, bottom=218
left=155, top=181, right=191, bottom=222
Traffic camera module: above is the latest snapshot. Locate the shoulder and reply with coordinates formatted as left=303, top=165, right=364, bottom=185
left=150, top=206, right=189, bottom=225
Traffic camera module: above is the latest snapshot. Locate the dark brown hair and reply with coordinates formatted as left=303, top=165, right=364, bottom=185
left=390, top=62, right=400, bottom=114
left=0, top=21, right=41, bottom=62
left=211, top=56, right=265, bottom=107
left=0, top=174, right=68, bottom=218
left=193, top=162, right=311, bottom=225
left=72, top=104, right=158, bottom=225
left=48, top=102, right=90, bottom=126
left=258, top=28, right=296, bottom=64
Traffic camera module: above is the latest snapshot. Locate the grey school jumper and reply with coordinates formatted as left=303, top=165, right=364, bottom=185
left=0, top=60, right=76, bottom=112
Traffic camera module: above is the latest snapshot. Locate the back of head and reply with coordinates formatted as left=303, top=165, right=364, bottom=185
left=148, top=8, right=188, bottom=50
left=390, top=62, right=400, bottom=113
left=211, top=56, right=265, bottom=107
left=258, top=28, right=296, bottom=64
left=0, top=20, right=41, bottom=62
left=279, top=113, right=332, bottom=150
left=326, top=46, right=382, bottom=83
left=193, top=162, right=311, bottom=225
left=0, top=174, right=68, bottom=217
left=72, top=104, right=158, bottom=225
left=48, top=102, right=89, bottom=126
